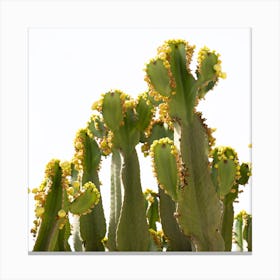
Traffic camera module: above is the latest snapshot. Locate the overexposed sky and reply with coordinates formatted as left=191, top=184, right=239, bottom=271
left=28, top=28, right=251, bottom=249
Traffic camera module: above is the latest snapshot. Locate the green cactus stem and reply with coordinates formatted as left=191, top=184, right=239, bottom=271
left=148, top=229, right=167, bottom=251
left=243, top=213, right=252, bottom=252
left=141, top=118, right=192, bottom=251
left=151, top=137, right=179, bottom=201
left=150, top=121, right=224, bottom=251
left=94, top=90, right=152, bottom=251
left=158, top=188, right=192, bottom=251
left=210, top=149, right=251, bottom=251
left=56, top=218, right=71, bottom=251
left=107, top=149, right=122, bottom=251
left=222, top=163, right=251, bottom=251
left=73, top=129, right=106, bottom=251
left=146, top=39, right=227, bottom=251
left=116, top=148, right=150, bottom=251
left=176, top=115, right=225, bottom=251
left=140, top=119, right=173, bottom=157
left=33, top=159, right=67, bottom=251
left=72, top=215, right=83, bottom=252
left=144, top=189, right=160, bottom=231
left=234, top=211, right=244, bottom=251
left=32, top=159, right=100, bottom=251
left=234, top=210, right=252, bottom=252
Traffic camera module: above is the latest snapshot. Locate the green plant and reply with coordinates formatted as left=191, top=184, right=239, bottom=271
left=233, top=210, right=252, bottom=252
left=30, top=38, right=251, bottom=252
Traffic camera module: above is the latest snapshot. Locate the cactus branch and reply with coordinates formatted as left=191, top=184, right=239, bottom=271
left=116, top=148, right=150, bottom=251
left=107, top=149, right=123, bottom=251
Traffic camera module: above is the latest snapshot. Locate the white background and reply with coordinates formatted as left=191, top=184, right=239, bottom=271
left=28, top=28, right=251, bottom=250
left=0, top=1, right=279, bottom=280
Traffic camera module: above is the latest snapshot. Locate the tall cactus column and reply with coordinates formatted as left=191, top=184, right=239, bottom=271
left=94, top=90, right=154, bottom=251
left=146, top=39, right=227, bottom=251
left=73, top=129, right=106, bottom=251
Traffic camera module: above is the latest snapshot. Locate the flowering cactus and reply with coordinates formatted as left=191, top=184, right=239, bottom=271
left=31, top=159, right=100, bottom=251
left=234, top=210, right=252, bottom=252
left=30, top=38, right=251, bottom=252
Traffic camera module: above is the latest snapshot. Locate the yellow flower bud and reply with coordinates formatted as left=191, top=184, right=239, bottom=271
left=72, top=181, right=80, bottom=188
left=35, top=207, right=45, bottom=217
left=213, top=64, right=221, bottom=72
left=58, top=209, right=67, bottom=218
left=220, top=72, right=227, bottom=79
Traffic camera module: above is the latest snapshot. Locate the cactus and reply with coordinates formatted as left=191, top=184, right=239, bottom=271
left=30, top=38, right=251, bottom=252
left=73, top=129, right=106, bottom=251
left=234, top=210, right=252, bottom=252
left=31, top=159, right=100, bottom=251
left=147, top=40, right=227, bottom=251
left=210, top=148, right=251, bottom=251
left=93, top=90, right=153, bottom=251
left=158, top=187, right=192, bottom=251
left=144, top=189, right=160, bottom=231
left=107, top=149, right=122, bottom=251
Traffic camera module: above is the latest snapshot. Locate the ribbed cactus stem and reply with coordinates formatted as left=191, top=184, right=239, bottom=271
left=175, top=116, right=225, bottom=251
left=221, top=197, right=234, bottom=251
left=116, top=148, right=150, bottom=251
left=33, top=160, right=69, bottom=251
left=107, top=149, right=122, bottom=251
left=159, top=188, right=192, bottom=251
left=243, top=214, right=252, bottom=252
left=75, top=129, right=106, bottom=251
left=79, top=168, right=106, bottom=251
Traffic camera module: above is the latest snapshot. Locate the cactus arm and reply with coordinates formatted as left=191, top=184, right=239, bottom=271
left=136, top=93, right=154, bottom=131
left=146, top=199, right=159, bottom=232
left=221, top=164, right=251, bottom=251
left=243, top=214, right=252, bottom=252
left=72, top=215, right=83, bottom=251
left=151, top=137, right=179, bottom=201
left=69, top=182, right=100, bottom=215
left=146, top=59, right=173, bottom=97
left=159, top=187, right=192, bottom=251
left=74, top=129, right=106, bottom=251
left=168, top=43, right=197, bottom=124
left=107, top=149, right=122, bottom=251
left=142, top=120, right=192, bottom=251
left=211, top=157, right=251, bottom=251
left=79, top=169, right=106, bottom=251
left=33, top=160, right=67, bottom=251
left=234, top=211, right=252, bottom=252
left=176, top=115, right=225, bottom=251
left=234, top=213, right=244, bottom=251
left=116, top=148, right=150, bottom=251
left=144, top=189, right=160, bottom=231
left=102, top=91, right=123, bottom=131
left=56, top=218, right=71, bottom=251
left=221, top=197, right=234, bottom=251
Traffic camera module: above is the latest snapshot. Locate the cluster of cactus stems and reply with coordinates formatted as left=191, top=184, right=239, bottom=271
left=30, top=39, right=251, bottom=252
